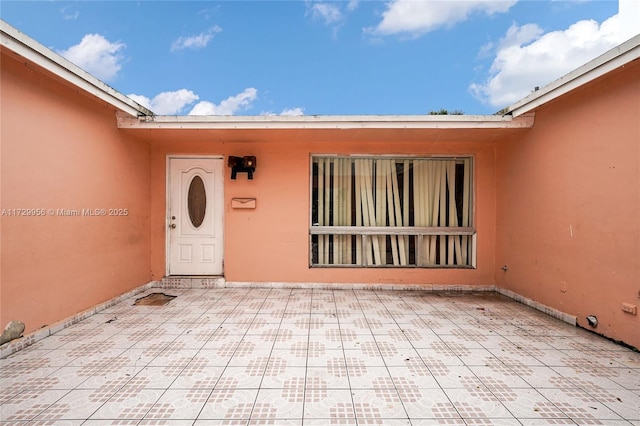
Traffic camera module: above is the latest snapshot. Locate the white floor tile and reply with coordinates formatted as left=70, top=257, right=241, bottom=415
left=1, top=288, right=638, bottom=426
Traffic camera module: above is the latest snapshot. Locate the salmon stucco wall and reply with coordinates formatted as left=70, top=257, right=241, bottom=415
left=150, top=136, right=497, bottom=287
left=0, top=50, right=153, bottom=334
left=495, top=60, right=640, bottom=349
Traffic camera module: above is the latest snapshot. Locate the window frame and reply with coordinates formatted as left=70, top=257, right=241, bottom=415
left=309, top=154, right=477, bottom=269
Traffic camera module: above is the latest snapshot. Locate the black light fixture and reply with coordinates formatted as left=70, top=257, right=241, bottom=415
left=228, top=156, right=257, bottom=179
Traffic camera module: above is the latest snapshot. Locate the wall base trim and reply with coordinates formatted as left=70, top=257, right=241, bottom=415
left=223, top=282, right=498, bottom=292
left=159, top=276, right=226, bottom=289
left=158, top=277, right=498, bottom=292
left=0, top=281, right=159, bottom=359
left=496, top=287, right=577, bottom=326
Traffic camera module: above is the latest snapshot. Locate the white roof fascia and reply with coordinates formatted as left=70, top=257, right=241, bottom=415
left=0, top=20, right=153, bottom=118
left=507, top=34, right=640, bottom=118
left=117, top=112, right=535, bottom=130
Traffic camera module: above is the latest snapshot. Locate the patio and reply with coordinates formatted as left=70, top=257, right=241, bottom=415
left=1, top=287, right=639, bottom=425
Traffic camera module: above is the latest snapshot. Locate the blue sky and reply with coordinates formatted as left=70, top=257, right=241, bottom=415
left=1, top=1, right=637, bottom=116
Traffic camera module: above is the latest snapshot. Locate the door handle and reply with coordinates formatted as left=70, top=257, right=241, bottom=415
left=170, top=224, right=176, bottom=229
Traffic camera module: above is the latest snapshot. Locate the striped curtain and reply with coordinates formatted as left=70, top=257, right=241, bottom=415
left=313, top=157, right=472, bottom=267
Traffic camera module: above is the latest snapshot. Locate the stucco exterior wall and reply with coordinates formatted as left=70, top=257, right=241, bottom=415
left=150, top=138, right=497, bottom=287
left=0, top=51, right=153, bottom=334
left=3, top=27, right=637, bottom=350
left=495, top=60, right=640, bottom=348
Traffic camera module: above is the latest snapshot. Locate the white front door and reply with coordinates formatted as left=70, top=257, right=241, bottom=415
left=168, top=157, right=223, bottom=275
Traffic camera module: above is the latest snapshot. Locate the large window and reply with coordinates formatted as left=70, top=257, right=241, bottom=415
left=310, top=156, right=475, bottom=268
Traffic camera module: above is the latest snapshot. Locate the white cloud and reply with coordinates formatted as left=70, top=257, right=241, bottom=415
left=127, top=94, right=151, bottom=110
left=128, top=88, right=258, bottom=115
left=619, top=0, right=640, bottom=39
left=171, top=26, right=222, bottom=52
left=189, top=88, right=258, bottom=115
left=60, top=6, right=79, bottom=20
left=262, top=107, right=306, bottom=116
left=128, top=90, right=200, bottom=115
left=498, top=23, right=544, bottom=50
left=477, top=23, right=543, bottom=60
left=470, top=12, right=631, bottom=109
left=58, top=34, right=125, bottom=82
left=310, top=2, right=343, bottom=25
left=260, top=107, right=304, bottom=117
left=197, top=6, right=219, bottom=21
left=280, top=107, right=305, bottom=116
left=370, top=0, right=516, bottom=37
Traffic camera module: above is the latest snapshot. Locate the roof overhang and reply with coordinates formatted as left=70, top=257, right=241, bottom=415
left=506, top=34, right=640, bottom=117
left=0, top=20, right=153, bottom=118
left=116, top=112, right=535, bottom=144
left=116, top=112, right=535, bottom=130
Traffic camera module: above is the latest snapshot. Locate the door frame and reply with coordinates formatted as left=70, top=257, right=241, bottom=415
left=165, top=155, right=225, bottom=276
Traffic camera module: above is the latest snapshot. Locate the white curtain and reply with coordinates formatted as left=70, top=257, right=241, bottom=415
left=317, top=158, right=353, bottom=265
left=315, top=157, right=471, bottom=266
left=412, top=159, right=470, bottom=266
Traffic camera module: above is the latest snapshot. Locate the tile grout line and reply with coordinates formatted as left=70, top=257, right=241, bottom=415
left=67, top=289, right=197, bottom=424
left=245, top=287, right=295, bottom=424
left=101, top=288, right=204, bottom=422
left=130, top=289, right=206, bottom=422
left=232, top=287, right=271, bottom=425
left=441, top=297, right=523, bottom=424
left=375, top=290, right=425, bottom=426
left=301, top=288, right=317, bottom=426
left=331, top=288, right=358, bottom=424
left=406, top=294, right=466, bottom=422
left=352, top=289, right=399, bottom=424
left=185, top=287, right=255, bottom=423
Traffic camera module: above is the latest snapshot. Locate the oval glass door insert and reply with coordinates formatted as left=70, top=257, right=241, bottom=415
left=187, top=175, right=206, bottom=228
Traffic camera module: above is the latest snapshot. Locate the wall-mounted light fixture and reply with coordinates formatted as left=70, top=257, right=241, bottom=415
left=228, top=156, right=257, bottom=180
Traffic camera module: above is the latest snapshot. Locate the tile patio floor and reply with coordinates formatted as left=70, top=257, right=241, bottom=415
left=1, top=287, right=639, bottom=425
